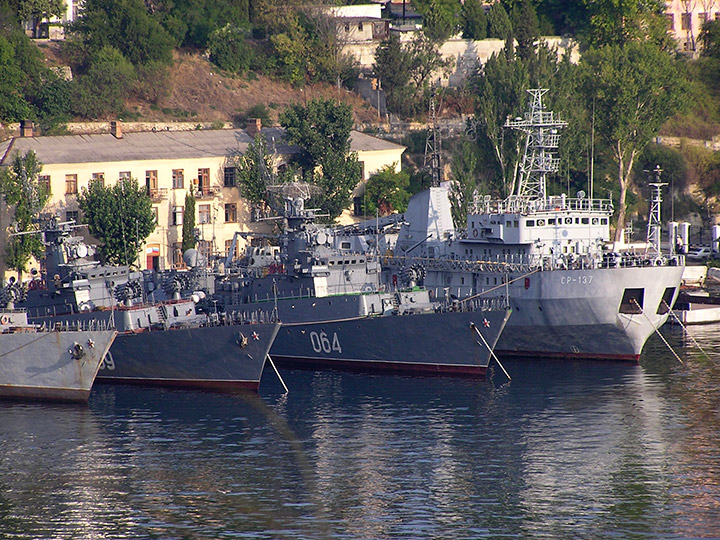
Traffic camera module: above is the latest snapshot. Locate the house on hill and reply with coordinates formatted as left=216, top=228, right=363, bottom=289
left=0, top=122, right=405, bottom=277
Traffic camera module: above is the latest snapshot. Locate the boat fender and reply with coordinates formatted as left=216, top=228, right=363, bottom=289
left=473, top=229, right=478, bottom=237
left=236, top=332, right=248, bottom=348
left=0, top=315, right=8, bottom=325
left=654, top=257, right=666, bottom=266
left=428, top=289, right=434, bottom=299
left=70, top=342, right=85, bottom=360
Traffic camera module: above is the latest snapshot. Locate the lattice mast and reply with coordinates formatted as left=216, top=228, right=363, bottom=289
left=423, top=89, right=442, bottom=187
left=505, top=89, right=567, bottom=201
left=646, top=166, right=666, bottom=258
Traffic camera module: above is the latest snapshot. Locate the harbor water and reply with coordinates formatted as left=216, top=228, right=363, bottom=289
left=1, top=326, right=719, bottom=539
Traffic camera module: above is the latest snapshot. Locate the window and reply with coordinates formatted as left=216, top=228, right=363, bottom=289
left=146, top=170, right=158, bottom=196
left=537, top=219, right=545, bottom=226
left=91, top=172, right=104, bottom=187
left=581, top=217, right=589, bottom=224
left=173, top=242, right=183, bottom=267
left=601, top=218, right=608, bottom=225
left=173, top=206, right=184, bottom=226
left=119, top=171, right=131, bottom=180
left=38, top=175, right=50, bottom=194
left=225, top=239, right=239, bottom=260
left=198, top=168, right=210, bottom=193
left=666, top=13, right=674, bottom=30
left=199, top=204, right=211, bottom=224
left=65, top=174, right=77, bottom=194
left=224, top=203, right=237, bottom=223
left=526, top=220, right=535, bottom=227
left=198, top=240, right=212, bottom=262
left=682, top=13, right=691, bottom=30
left=224, top=167, right=236, bottom=187
left=65, top=210, right=79, bottom=223
left=172, top=169, right=184, bottom=189
left=358, top=22, right=363, bottom=31
left=151, top=207, right=158, bottom=227
left=700, top=12, right=709, bottom=24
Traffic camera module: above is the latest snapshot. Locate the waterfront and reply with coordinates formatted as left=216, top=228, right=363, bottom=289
left=1, top=326, right=719, bottom=539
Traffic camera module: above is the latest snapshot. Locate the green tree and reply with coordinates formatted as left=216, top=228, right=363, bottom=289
left=78, top=177, right=154, bottom=266
left=363, top=164, right=410, bottom=216
left=71, top=46, right=135, bottom=118
left=373, top=33, right=452, bottom=117
left=68, top=0, right=174, bottom=66
left=235, top=133, right=276, bottom=204
left=578, top=42, right=688, bottom=241
left=414, top=0, right=461, bottom=42
left=449, top=139, right=479, bottom=227
left=511, top=0, right=540, bottom=60
left=182, top=190, right=196, bottom=253
left=487, top=2, right=512, bottom=40
left=581, top=0, right=670, bottom=48
left=470, top=51, right=529, bottom=195
left=0, top=35, right=31, bottom=122
left=280, top=99, right=361, bottom=220
left=701, top=19, right=720, bottom=58
left=208, top=24, right=253, bottom=75
left=0, top=150, right=50, bottom=277
left=461, top=0, right=487, bottom=40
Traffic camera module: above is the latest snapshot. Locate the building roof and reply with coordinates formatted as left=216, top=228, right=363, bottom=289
left=0, top=128, right=405, bottom=166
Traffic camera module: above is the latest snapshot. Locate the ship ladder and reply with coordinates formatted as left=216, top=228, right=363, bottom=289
left=662, top=300, right=711, bottom=360
left=630, top=299, right=683, bottom=364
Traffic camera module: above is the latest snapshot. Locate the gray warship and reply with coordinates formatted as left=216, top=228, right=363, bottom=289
left=0, top=284, right=116, bottom=402
left=214, top=183, right=511, bottom=376
left=382, top=89, right=684, bottom=361
left=17, top=219, right=279, bottom=391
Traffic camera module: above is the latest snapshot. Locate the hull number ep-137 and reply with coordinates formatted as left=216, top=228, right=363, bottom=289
left=560, top=275, right=594, bottom=285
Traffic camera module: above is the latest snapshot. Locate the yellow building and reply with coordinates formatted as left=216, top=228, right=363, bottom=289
left=0, top=122, right=405, bottom=277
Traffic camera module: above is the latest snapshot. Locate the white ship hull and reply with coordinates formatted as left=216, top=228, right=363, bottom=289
left=495, top=265, right=684, bottom=360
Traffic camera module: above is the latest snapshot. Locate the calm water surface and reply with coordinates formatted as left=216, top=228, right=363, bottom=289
left=1, top=325, right=720, bottom=539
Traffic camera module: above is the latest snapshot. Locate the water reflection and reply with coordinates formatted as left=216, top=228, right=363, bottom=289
left=0, top=325, right=719, bottom=539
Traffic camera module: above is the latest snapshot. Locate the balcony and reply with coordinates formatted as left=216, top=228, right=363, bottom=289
left=148, top=187, right=168, bottom=201
left=196, top=186, right=219, bottom=199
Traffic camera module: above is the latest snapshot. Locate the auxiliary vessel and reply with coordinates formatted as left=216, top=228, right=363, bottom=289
left=0, top=283, right=116, bottom=402
left=382, top=89, right=684, bottom=361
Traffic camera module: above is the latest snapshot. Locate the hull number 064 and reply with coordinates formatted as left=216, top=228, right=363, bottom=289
left=310, top=331, right=342, bottom=354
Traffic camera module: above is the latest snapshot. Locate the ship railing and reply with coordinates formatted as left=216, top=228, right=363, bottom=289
left=470, top=195, right=613, bottom=215
left=38, top=318, right=116, bottom=332
left=226, top=309, right=279, bottom=324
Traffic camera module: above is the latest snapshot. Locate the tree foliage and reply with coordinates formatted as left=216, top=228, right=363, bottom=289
left=235, top=133, right=276, bottom=205
left=461, top=0, right=487, bottom=40
left=182, top=190, right=196, bottom=253
left=373, top=33, right=453, bottom=117
left=487, top=2, right=512, bottom=40
left=413, top=0, right=461, bottom=42
left=0, top=150, right=50, bottom=276
left=77, top=178, right=155, bottom=266
left=68, top=0, right=174, bottom=66
left=449, top=139, right=479, bottom=227
left=578, top=41, right=688, bottom=240
left=280, top=99, right=361, bottom=221
left=363, top=164, right=411, bottom=216
left=71, top=46, right=135, bottom=118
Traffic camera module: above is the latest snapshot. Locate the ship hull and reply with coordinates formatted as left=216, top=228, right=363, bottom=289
left=268, top=307, right=512, bottom=376
left=0, top=329, right=116, bottom=402
left=491, top=265, right=684, bottom=361
left=96, top=323, right=280, bottom=391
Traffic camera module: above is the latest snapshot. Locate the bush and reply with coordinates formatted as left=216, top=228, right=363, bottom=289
left=208, top=24, right=254, bottom=75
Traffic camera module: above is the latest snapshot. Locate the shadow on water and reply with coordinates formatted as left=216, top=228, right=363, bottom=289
left=1, top=325, right=720, bottom=539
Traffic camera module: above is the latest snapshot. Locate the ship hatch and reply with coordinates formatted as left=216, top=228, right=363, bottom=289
left=619, top=288, right=644, bottom=314
left=656, top=287, right=676, bottom=314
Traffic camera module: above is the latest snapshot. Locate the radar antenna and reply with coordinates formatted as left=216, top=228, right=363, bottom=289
left=505, top=89, right=567, bottom=202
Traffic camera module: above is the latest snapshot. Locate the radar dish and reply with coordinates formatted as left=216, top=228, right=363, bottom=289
left=183, top=248, right=207, bottom=268
left=267, top=181, right=322, bottom=201
left=316, top=231, right=327, bottom=245
left=576, top=190, right=586, bottom=200
left=75, top=244, right=88, bottom=258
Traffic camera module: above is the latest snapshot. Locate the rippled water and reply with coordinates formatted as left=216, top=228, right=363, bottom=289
left=1, top=325, right=720, bottom=539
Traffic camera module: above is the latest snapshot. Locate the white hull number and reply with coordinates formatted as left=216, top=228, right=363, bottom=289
left=310, top=331, right=343, bottom=354
left=560, top=274, right=594, bottom=285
